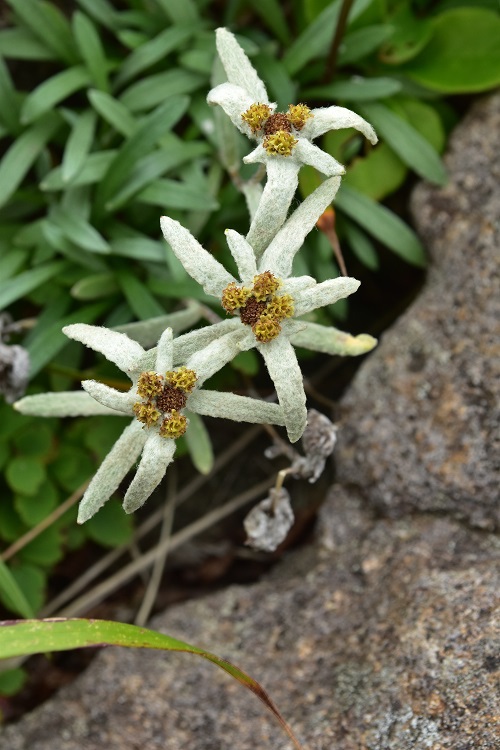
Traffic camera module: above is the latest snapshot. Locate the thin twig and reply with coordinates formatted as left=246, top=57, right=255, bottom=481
left=323, top=0, right=355, bottom=83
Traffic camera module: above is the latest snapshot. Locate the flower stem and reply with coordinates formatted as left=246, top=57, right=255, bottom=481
left=323, top=0, right=355, bottom=83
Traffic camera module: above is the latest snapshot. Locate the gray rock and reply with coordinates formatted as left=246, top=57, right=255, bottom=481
left=3, top=95, right=500, bottom=749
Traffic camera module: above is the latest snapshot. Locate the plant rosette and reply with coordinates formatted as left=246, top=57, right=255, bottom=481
left=161, top=177, right=376, bottom=444
left=15, top=326, right=286, bottom=522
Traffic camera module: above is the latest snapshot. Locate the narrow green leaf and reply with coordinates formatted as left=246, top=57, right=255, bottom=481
left=114, top=25, right=194, bottom=89
left=304, top=77, right=402, bottom=101
left=357, top=102, right=447, bottom=185
left=0, top=28, right=56, bottom=60
left=61, top=110, right=97, bottom=183
left=154, top=0, right=199, bottom=23
left=73, top=11, right=109, bottom=92
left=119, top=69, right=204, bottom=112
left=136, top=179, right=219, bottom=211
left=0, top=260, right=67, bottom=309
left=335, top=184, right=426, bottom=267
left=0, top=668, right=26, bottom=696
left=6, top=0, right=77, bottom=63
left=42, top=150, right=115, bottom=191
left=254, top=54, right=297, bottom=111
left=185, top=411, right=214, bottom=475
left=110, top=237, right=167, bottom=262
left=117, top=270, right=165, bottom=320
left=0, top=249, right=28, bottom=280
left=112, top=303, right=203, bottom=347
left=0, top=561, right=34, bottom=619
left=0, top=618, right=303, bottom=750
left=21, top=66, right=90, bottom=124
left=246, top=0, right=291, bottom=44
left=50, top=206, right=110, bottom=254
left=342, top=142, right=407, bottom=201
left=75, top=0, right=121, bottom=31
left=42, top=221, right=107, bottom=272
left=71, top=273, right=119, bottom=300
left=97, top=96, right=190, bottom=208
left=0, top=56, right=20, bottom=133
left=0, top=112, right=62, bottom=208
left=88, top=89, right=137, bottom=137
left=343, top=220, right=379, bottom=271
left=85, top=500, right=133, bottom=548
left=338, top=24, right=395, bottom=65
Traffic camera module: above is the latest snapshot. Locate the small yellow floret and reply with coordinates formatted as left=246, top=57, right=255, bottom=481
left=241, top=103, right=271, bottom=132
left=166, top=367, right=197, bottom=393
left=221, top=282, right=251, bottom=312
left=263, top=130, right=298, bottom=157
left=133, top=401, right=161, bottom=427
left=251, top=271, right=281, bottom=301
left=159, top=410, right=187, bottom=439
left=136, top=371, right=163, bottom=399
left=287, top=103, right=313, bottom=131
left=253, top=315, right=282, bottom=343
left=266, top=294, right=294, bottom=320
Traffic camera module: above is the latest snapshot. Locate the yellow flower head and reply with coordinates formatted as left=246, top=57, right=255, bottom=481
left=166, top=366, right=197, bottom=393
left=287, top=103, right=313, bottom=131
left=136, top=371, right=163, bottom=399
left=251, top=271, right=281, bottom=301
left=266, top=294, right=294, bottom=321
left=263, top=130, right=298, bottom=157
left=221, top=282, right=251, bottom=312
left=159, top=410, right=187, bottom=439
left=241, top=103, right=272, bottom=133
left=133, top=401, right=161, bottom=427
left=253, top=315, right=282, bottom=343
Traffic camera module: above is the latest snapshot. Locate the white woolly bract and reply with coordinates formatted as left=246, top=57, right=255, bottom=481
left=81, top=380, right=135, bottom=415
left=172, top=319, right=241, bottom=365
left=293, top=139, right=345, bottom=177
left=302, top=106, right=378, bottom=145
left=293, top=277, right=360, bottom=316
left=207, top=82, right=261, bottom=138
left=123, top=434, right=176, bottom=514
left=155, top=327, right=174, bottom=374
left=63, top=324, right=144, bottom=373
left=289, top=322, right=378, bottom=356
left=185, top=329, right=250, bottom=386
left=224, top=229, right=257, bottom=283
left=215, top=28, right=269, bottom=103
left=187, top=390, right=286, bottom=425
left=14, top=391, right=122, bottom=417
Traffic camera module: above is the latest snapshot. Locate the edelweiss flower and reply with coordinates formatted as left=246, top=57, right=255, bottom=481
left=15, top=325, right=285, bottom=522
left=207, top=28, right=378, bottom=253
left=160, top=178, right=376, bottom=443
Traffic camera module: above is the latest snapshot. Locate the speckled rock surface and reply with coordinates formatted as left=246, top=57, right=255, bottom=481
left=336, top=93, right=500, bottom=530
left=3, top=96, right=500, bottom=750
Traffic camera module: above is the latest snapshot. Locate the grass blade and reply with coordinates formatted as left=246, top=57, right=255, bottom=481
left=21, top=66, right=90, bottom=124
left=61, top=110, right=97, bottom=183
left=0, top=562, right=34, bottom=619
left=73, top=11, right=109, bottom=92
left=0, top=260, right=68, bottom=309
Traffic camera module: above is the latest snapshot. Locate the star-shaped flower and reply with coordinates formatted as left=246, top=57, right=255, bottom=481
left=207, top=28, right=378, bottom=253
left=15, top=325, right=286, bottom=522
left=160, top=177, right=376, bottom=444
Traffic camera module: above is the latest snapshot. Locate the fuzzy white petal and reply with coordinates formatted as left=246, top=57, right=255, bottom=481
left=63, top=324, right=145, bottom=373
left=81, top=380, right=135, bottom=415
left=207, top=82, right=259, bottom=137
left=225, top=229, right=257, bottom=283
left=245, top=158, right=300, bottom=258
left=259, top=176, right=341, bottom=278
left=294, top=277, right=360, bottom=317
left=281, top=276, right=317, bottom=294
left=160, top=216, right=235, bottom=297
left=112, top=304, right=202, bottom=348
left=293, top=139, right=346, bottom=177
left=215, top=28, right=269, bottom=103
left=258, top=337, right=307, bottom=443
left=122, top=433, right=176, bottom=514
left=155, top=327, right=174, bottom=374
left=14, top=391, right=123, bottom=417
left=289, top=321, right=377, bottom=356
left=188, top=389, right=286, bottom=426
left=77, top=420, right=146, bottom=523
left=302, top=106, right=378, bottom=144
left=186, top=328, right=249, bottom=386
left=172, top=319, right=242, bottom=365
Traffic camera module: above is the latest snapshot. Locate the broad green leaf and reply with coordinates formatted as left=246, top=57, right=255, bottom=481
left=119, top=69, right=204, bottom=112
left=154, top=0, right=199, bottom=23
left=0, top=28, right=56, bottom=60
left=338, top=25, right=394, bottom=65
left=379, top=5, right=433, bottom=64
left=343, top=220, right=379, bottom=271
left=42, top=221, right=107, bottom=271
left=110, top=237, right=167, bottom=262
left=61, top=109, right=97, bottom=183
left=6, top=457, right=46, bottom=497
left=15, top=479, right=59, bottom=527
left=0, top=248, right=28, bottom=280
left=401, top=8, right=500, bottom=93
left=185, top=411, right=214, bottom=475
left=117, top=270, right=165, bottom=320
left=304, top=77, right=402, bottom=101
left=0, top=499, right=27, bottom=543
left=50, top=206, right=110, bottom=254
left=390, top=98, right=446, bottom=153
left=0, top=112, right=62, bottom=208
left=50, top=445, right=95, bottom=494
left=246, top=0, right=290, bottom=44
left=13, top=424, right=54, bottom=459
left=0, top=561, right=34, bottom=619
left=0, top=57, right=20, bottom=133
left=96, top=96, right=189, bottom=208
left=357, top=102, right=447, bottom=185
left=42, top=150, right=115, bottom=190
left=85, top=499, right=134, bottom=548
left=0, top=618, right=303, bottom=750
left=283, top=0, right=372, bottom=75
left=136, top=179, right=219, bottom=211
left=6, top=0, right=77, bottom=64
left=343, top=143, right=407, bottom=201
left=0, top=260, right=67, bottom=309
left=21, top=66, right=90, bottom=124
left=73, top=11, right=109, bottom=92
left=19, top=526, right=63, bottom=568
left=88, top=89, right=137, bottom=137
left=71, top=272, right=119, bottom=300
left=114, top=25, right=194, bottom=89
left=6, top=565, right=46, bottom=615
left=335, top=184, right=426, bottom=267
left=0, top=668, right=26, bottom=696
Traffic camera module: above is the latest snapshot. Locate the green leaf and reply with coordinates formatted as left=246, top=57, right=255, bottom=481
left=117, top=271, right=165, bottom=320
left=254, top=54, right=296, bottom=112
left=0, top=56, right=21, bottom=133
left=0, top=260, right=67, bottom=309
left=6, top=0, right=77, bottom=64
left=73, top=11, right=109, bottom=92
left=13, top=424, right=54, bottom=459
left=114, top=26, right=194, bottom=89
left=7, top=565, right=46, bottom=613
left=335, top=184, right=426, bottom=267
left=401, top=8, right=500, bottom=93
left=304, top=77, right=402, bottom=101
left=15, top=479, right=59, bottom=527
left=50, top=206, right=110, bottom=254
left=0, top=112, right=62, bottom=209
left=97, top=96, right=189, bottom=208
left=75, top=0, right=121, bottom=31
left=0, top=28, right=56, bottom=60
left=50, top=445, right=95, bottom=494
left=0, top=561, right=34, bottom=619
left=110, top=236, right=167, bottom=262
left=357, top=102, right=447, bottom=185
left=390, top=98, right=446, bottom=154
left=88, top=89, right=137, bottom=137
left=246, top=0, right=290, bottom=44
left=21, top=66, right=90, bottom=124
left=5, top=457, right=46, bottom=496
left=119, top=69, right=204, bottom=112
left=71, top=272, right=119, bottom=300
left=61, top=110, right=97, bottom=183
left=0, top=248, right=28, bottom=280
left=338, top=24, right=395, bottom=65
left=0, top=668, right=26, bottom=696
left=136, top=179, right=219, bottom=211
left=0, top=498, right=26, bottom=542
left=342, top=143, right=407, bottom=201
left=343, top=220, right=379, bottom=271
left=379, top=5, right=433, bottom=64
left=85, top=499, right=134, bottom=547
left=0, top=618, right=303, bottom=750
left=42, top=150, right=115, bottom=190
left=231, top=350, right=260, bottom=376
left=19, top=526, right=62, bottom=568
left=185, top=411, right=214, bottom=475
left=154, top=0, right=199, bottom=23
